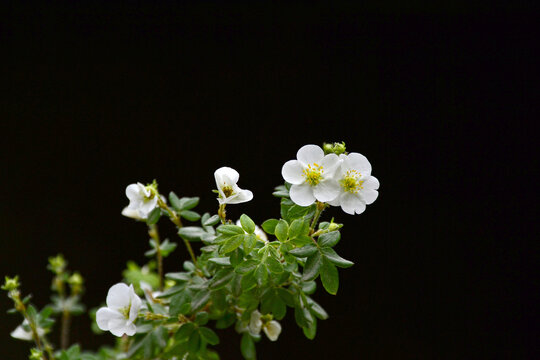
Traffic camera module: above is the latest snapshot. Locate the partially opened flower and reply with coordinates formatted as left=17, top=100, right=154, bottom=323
left=328, top=152, right=380, bottom=215
left=125, top=182, right=158, bottom=219
left=281, top=144, right=341, bottom=206
left=214, top=167, right=253, bottom=205
left=248, top=310, right=282, bottom=342
left=96, top=283, right=142, bottom=337
left=10, top=320, right=45, bottom=341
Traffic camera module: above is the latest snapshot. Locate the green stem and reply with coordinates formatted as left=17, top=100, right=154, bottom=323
left=60, top=309, right=70, bottom=349
left=157, top=197, right=198, bottom=267
left=149, top=224, right=164, bottom=291
left=309, top=201, right=327, bottom=235
left=218, top=204, right=227, bottom=224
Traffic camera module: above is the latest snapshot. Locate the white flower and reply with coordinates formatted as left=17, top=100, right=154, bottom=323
left=248, top=310, right=281, bottom=342
left=11, top=320, right=45, bottom=341
left=235, top=220, right=268, bottom=242
left=328, top=152, right=380, bottom=215
left=121, top=207, right=144, bottom=220
left=281, top=144, right=341, bottom=206
left=96, top=283, right=142, bottom=337
left=125, top=182, right=159, bottom=219
left=214, top=167, right=253, bottom=205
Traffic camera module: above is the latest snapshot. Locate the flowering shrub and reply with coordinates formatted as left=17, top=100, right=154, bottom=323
left=3, top=142, right=379, bottom=360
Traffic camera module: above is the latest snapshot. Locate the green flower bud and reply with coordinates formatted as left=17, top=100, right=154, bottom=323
left=29, top=348, right=43, bottom=360
left=322, top=141, right=347, bottom=155
left=2, top=275, right=20, bottom=291
left=48, top=254, right=67, bottom=275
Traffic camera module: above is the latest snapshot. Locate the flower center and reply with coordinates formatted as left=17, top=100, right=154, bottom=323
left=303, top=163, right=324, bottom=186
left=120, top=302, right=132, bottom=320
left=222, top=185, right=234, bottom=198
left=340, top=170, right=364, bottom=193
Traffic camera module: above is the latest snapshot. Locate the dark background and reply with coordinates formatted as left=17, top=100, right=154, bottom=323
left=1, top=2, right=537, bottom=359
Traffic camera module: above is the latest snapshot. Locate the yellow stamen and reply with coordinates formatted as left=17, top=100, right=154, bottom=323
left=340, top=170, right=364, bottom=193
left=302, top=163, right=324, bottom=186
left=222, top=185, right=234, bottom=198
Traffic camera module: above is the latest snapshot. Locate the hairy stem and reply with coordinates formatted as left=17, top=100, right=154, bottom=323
left=60, top=309, right=71, bottom=349
left=309, top=201, right=327, bottom=235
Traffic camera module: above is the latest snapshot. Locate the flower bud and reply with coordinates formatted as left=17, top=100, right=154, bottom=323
left=48, top=254, right=67, bottom=275
left=29, top=348, right=43, bottom=360
left=2, top=276, right=20, bottom=291
left=323, top=141, right=347, bottom=155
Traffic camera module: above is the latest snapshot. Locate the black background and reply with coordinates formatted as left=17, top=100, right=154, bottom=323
left=1, top=2, right=537, bottom=359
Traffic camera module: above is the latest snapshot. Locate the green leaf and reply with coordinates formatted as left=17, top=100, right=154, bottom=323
left=241, top=333, right=256, bottom=360
left=273, top=184, right=290, bottom=197
left=265, top=257, right=284, bottom=274
left=255, top=264, right=268, bottom=286
left=203, top=214, right=220, bottom=226
left=208, top=269, right=234, bottom=290
left=199, top=327, right=219, bottom=345
left=272, top=297, right=287, bottom=320
left=320, top=247, right=354, bottom=268
left=217, top=225, right=245, bottom=236
left=308, top=298, right=329, bottom=320
left=160, top=240, right=178, bottom=257
left=289, top=244, right=318, bottom=257
left=178, top=227, right=206, bottom=241
left=303, top=317, right=317, bottom=340
left=170, top=292, right=191, bottom=317
left=146, top=207, right=161, bottom=225
left=180, top=210, right=201, bottom=222
left=302, top=252, right=322, bottom=281
left=194, top=311, right=209, bottom=325
left=216, top=312, right=236, bottom=329
left=187, top=330, right=201, bottom=353
left=261, top=219, right=279, bottom=235
left=169, top=192, right=183, bottom=211
left=243, top=234, right=257, bottom=254
left=318, top=231, right=341, bottom=247
left=277, top=288, right=295, bottom=307
left=235, top=259, right=259, bottom=274
left=165, top=272, right=191, bottom=282
left=288, top=218, right=308, bottom=239
left=239, top=214, right=255, bottom=234
left=229, top=248, right=244, bottom=267
left=191, top=290, right=211, bottom=312
left=178, top=197, right=200, bottom=211
left=220, top=234, right=245, bottom=254
left=208, top=257, right=231, bottom=266
left=175, top=322, right=195, bottom=341
left=275, top=219, right=289, bottom=242
left=320, top=257, right=339, bottom=295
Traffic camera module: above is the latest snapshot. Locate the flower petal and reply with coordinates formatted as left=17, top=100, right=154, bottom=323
left=226, top=189, right=253, bottom=204
left=125, top=184, right=141, bottom=203
left=11, top=326, right=33, bottom=341
left=362, top=189, right=379, bottom=205
left=281, top=160, right=305, bottom=184
left=121, top=207, right=142, bottom=220
left=363, top=176, right=380, bottom=191
left=96, top=307, right=123, bottom=331
left=124, top=323, right=137, bottom=336
left=249, top=310, right=262, bottom=335
left=289, top=183, right=316, bottom=206
left=138, top=198, right=158, bottom=218
left=313, top=179, right=340, bottom=202
left=297, top=144, right=324, bottom=165
left=128, top=285, right=142, bottom=322
left=345, top=152, right=372, bottom=176
left=263, top=321, right=282, bottom=341
left=340, top=193, right=366, bottom=215
left=106, top=283, right=131, bottom=310
left=214, top=167, right=240, bottom=187
left=320, top=153, right=340, bottom=176
left=108, top=318, right=130, bottom=337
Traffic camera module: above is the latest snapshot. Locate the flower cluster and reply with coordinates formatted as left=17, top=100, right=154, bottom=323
left=282, top=144, right=379, bottom=214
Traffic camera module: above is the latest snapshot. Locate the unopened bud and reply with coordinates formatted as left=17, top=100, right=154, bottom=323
left=2, top=276, right=20, bottom=291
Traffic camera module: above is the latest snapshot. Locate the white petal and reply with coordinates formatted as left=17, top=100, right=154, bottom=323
left=340, top=193, right=365, bottom=215
left=297, top=144, right=324, bottom=165
left=313, top=179, right=340, bottom=202
left=108, top=318, right=130, bottom=337
left=226, top=189, right=253, bottom=204
left=106, top=283, right=131, bottom=309
left=254, top=226, right=268, bottom=242
left=320, top=153, right=340, bottom=176
left=214, top=167, right=240, bottom=186
left=289, top=183, right=316, bottom=206
left=281, top=160, right=305, bottom=184
left=125, top=184, right=142, bottom=203
left=263, top=321, right=281, bottom=341
left=138, top=198, right=158, bottom=217
left=345, top=152, right=372, bottom=176
left=362, top=189, right=379, bottom=205
left=128, top=285, right=142, bottom=322
left=121, top=207, right=142, bottom=220
left=124, top=323, right=137, bottom=336
left=249, top=310, right=262, bottom=335
left=96, top=307, right=123, bottom=331
left=363, top=176, right=380, bottom=191
left=11, top=326, right=33, bottom=341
